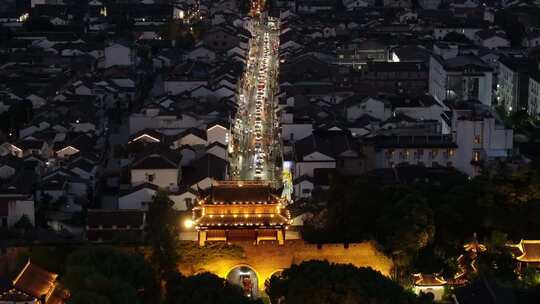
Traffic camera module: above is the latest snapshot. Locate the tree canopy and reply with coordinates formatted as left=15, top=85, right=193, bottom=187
left=265, top=260, right=418, bottom=304
left=147, top=190, right=181, bottom=281
left=165, top=272, right=261, bottom=304
left=302, top=164, right=540, bottom=280
left=63, top=246, right=156, bottom=304
left=442, top=32, right=473, bottom=44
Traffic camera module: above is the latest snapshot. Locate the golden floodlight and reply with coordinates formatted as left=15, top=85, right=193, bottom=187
left=183, top=219, right=194, bottom=229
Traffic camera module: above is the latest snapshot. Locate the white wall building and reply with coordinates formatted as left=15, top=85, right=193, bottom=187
left=0, top=195, right=35, bottom=228
left=345, top=97, right=391, bottom=122
left=373, top=135, right=458, bottom=169
left=131, top=154, right=181, bottom=190
left=497, top=57, right=536, bottom=112
left=433, top=26, right=482, bottom=41
left=206, top=123, right=229, bottom=146
left=528, top=74, right=540, bottom=117
left=119, top=184, right=157, bottom=210
left=451, top=105, right=513, bottom=176
left=429, top=53, right=493, bottom=105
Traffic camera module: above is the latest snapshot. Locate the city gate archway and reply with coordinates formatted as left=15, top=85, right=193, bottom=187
left=226, top=264, right=260, bottom=298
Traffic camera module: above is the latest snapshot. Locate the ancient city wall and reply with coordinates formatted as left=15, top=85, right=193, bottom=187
left=186, top=240, right=393, bottom=289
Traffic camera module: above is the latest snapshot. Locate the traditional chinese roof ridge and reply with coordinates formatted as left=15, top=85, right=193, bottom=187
left=2, top=260, right=58, bottom=302
left=120, top=182, right=160, bottom=196
left=193, top=181, right=291, bottom=229
left=173, top=127, right=207, bottom=141
left=412, top=273, right=447, bottom=286
left=12, top=139, right=45, bottom=150
left=128, top=128, right=165, bottom=143
left=201, top=181, right=281, bottom=205
left=508, top=240, right=540, bottom=262
left=131, top=150, right=181, bottom=170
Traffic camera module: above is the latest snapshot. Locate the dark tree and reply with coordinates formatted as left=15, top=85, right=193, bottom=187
left=495, top=11, right=526, bottom=47
left=62, top=246, right=156, bottom=304
left=24, top=17, right=54, bottom=32
left=165, top=272, right=260, bottom=304
left=239, top=0, right=252, bottom=15
left=442, top=32, right=473, bottom=44
left=147, top=190, right=180, bottom=282
left=265, top=260, right=418, bottom=304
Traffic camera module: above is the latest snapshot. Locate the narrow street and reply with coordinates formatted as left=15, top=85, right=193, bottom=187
left=231, top=18, right=281, bottom=182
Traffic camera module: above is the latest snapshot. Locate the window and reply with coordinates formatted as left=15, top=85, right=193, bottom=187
left=474, top=135, right=481, bottom=144
left=302, top=189, right=311, bottom=194
left=146, top=173, right=155, bottom=182
left=185, top=198, right=193, bottom=208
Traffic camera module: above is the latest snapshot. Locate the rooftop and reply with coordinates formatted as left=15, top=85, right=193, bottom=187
left=201, top=181, right=281, bottom=205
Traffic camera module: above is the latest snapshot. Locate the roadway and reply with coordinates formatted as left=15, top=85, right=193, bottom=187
left=231, top=19, right=280, bottom=182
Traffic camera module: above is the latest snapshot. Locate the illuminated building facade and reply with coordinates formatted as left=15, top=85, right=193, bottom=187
left=192, top=180, right=291, bottom=246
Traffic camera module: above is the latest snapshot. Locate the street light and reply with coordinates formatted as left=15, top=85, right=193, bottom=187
left=183, top=219, right=194, bottom=229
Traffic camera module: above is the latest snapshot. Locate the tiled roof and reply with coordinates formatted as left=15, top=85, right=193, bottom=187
left=132, top=152, right=180, bottom=170
left=128, top=129, right=165, bottom=143
left=511, top=240, right=540, bottom=262
left=208, top=183, right=276, bottom=204
left=294, top=130, right=358, bottom=161
left=13, top=139, right=44, bottom=150
left=180, top=154, right=228, bottom=186
left=11, top=261, right=58, bottom=301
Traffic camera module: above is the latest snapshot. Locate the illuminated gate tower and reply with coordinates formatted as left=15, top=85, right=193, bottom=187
left=193, top=180, right=291, bottom=246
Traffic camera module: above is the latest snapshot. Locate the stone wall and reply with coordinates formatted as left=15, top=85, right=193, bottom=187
left=182, top=240, right=393, bottom=289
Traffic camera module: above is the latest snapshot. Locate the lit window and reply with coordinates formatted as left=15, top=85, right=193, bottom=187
left=474, top=135, right=481, bottom=144
left=473, top=151, right=480, bottom=162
